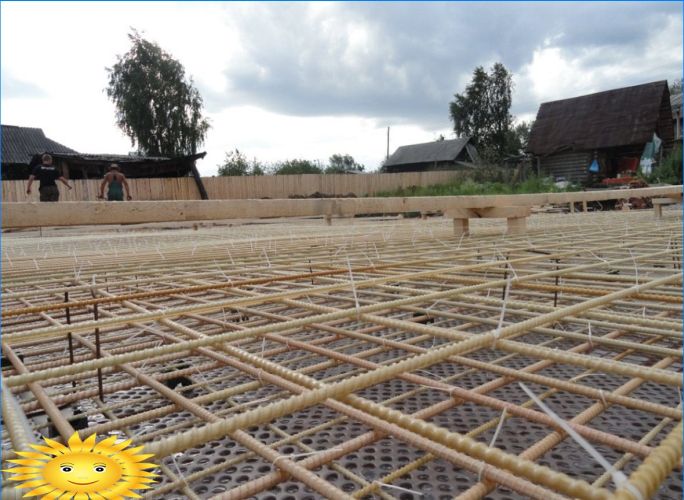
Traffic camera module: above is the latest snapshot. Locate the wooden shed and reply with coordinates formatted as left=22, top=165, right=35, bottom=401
left=526, top=81, right=675, bottom=183
left=31, top=152, right=210, bottom=200
left=383, top=138, right=479, bottom=173
left=1, top=125, right=78, bottom=180
left=672, top=93, right=682, bottom=140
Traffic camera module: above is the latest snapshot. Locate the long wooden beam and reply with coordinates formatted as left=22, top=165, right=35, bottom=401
left=2, top=185, right=681, bottom=228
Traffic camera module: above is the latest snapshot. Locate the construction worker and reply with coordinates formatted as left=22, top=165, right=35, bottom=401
left=26, top=154, right=73, bottom=202
left=98, top=163, right=132, bottom=201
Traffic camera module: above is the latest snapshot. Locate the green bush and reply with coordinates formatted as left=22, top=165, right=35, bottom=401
left=649, top=146, right=682, bottom=185
left=273, top=159, right=323, bottom=175
left=376, top=171, right=577, bottom=198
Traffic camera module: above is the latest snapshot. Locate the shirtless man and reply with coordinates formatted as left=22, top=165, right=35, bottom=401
left=99, top=163, right=132, bottom=201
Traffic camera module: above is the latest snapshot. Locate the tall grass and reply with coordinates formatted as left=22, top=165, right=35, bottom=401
left=376, top=167, right=579, bottom=197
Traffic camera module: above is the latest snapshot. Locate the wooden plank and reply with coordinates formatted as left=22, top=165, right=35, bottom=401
left=652, top=197, right=682, bottom=205
left=445, top=206, right=531, bottom=219
left=2, top=185, right=682, bottom=228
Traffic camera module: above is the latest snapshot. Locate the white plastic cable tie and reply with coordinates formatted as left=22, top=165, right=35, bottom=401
left=457, top=231, right=466, bottom=249
left=493, top=279, right=511, bottom=346
left=588, top=250, right=609, bottom=263
left=598, top=389, right=608, bottom=408
left=262, top=247, right=271, bottom=268
left=347, top=257, right=361, bottom=318
left=417, top=370, right=438, bottom=381
left=479, top=408, right=508, bottom=481
left=363, top=250, right=373, bottom=267
left=373, top=480, right=424, bottom=496
left=260, top=337, right=266, bottom=357
left=587, top=322, right=593, bottom=349
left=425, top=300, right=441, bottom=319
left=193, top=366, right=209, bottom=387
left=495, top=249, right=518, bottom=280
left=642, top=307, right=646, bottom=319
left=241, top=395, right=271, bottom=406
left=170, top=453, right=189, bottom=487
left=628, top=249, right=639, bottom=285
left=519, top=382, right=643, bottom=500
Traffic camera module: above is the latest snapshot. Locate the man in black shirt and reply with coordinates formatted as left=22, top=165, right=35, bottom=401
left=26, top=154, right=73, bottom=202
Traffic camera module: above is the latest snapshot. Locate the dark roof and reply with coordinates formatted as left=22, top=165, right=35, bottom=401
left=30, top=152, right=207, bottom=179
left=34, top=152, right=206, bottom=166
left=1, top=125, right=78, bottom=164
left=527, top=81, right=672, bottom=156
left=384, top=138, right=475, bottom=166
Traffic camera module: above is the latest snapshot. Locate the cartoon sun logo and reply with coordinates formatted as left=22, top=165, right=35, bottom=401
left=3, top=432, right=157, bottom=499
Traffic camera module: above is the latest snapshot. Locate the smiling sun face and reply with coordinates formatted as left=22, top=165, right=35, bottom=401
left=3, top=432, right=157, bottom=499
left=42, top=452, right=123, bottom=493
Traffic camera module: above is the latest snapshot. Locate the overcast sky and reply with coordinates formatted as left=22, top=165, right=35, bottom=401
left=2, top=2, right=682, bottom=175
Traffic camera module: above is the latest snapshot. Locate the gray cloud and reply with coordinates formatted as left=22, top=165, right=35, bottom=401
left=208, top=2, right=681, bottom=129
left=2, top=73, right=47, bottom=99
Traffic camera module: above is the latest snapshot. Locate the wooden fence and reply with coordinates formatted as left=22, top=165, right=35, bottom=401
left=2, top=171, right=465, bottom=202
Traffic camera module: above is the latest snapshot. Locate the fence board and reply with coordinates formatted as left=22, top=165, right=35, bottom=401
left=1, top=171, right=466, bottom=202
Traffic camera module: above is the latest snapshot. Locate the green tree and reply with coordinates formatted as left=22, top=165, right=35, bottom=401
left=325, top=154, right=365, bottom=173
left=218, top=149, right=249, bottom=176
left=251, top=162, right=265, bottom=176
left=273, top=159, right=323, bottom=175
left=670, top=78, right=682, bottom=95
left=505, top=120, right=534, bottom=155
left=449, top=63, right=513, bottom=162
left=106, top=31, right=210, bottom=156
left=217, top=149, right=267, bottom=176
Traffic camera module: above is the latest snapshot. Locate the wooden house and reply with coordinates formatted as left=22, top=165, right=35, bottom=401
left=672, top=93, right=682, bottom=140
left=526, top=81, right=675, bottom=183
left=383, top=138, right=479, bottom=173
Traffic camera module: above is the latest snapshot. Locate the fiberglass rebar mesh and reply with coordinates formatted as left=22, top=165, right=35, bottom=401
left=1, top=209, right=682, bottom=500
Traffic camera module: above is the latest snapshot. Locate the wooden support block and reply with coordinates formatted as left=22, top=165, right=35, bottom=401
left=570, top=202, right=575, bottom=213
left=654, top=204, right=663, bottom=218
left=652, top=197, right=681, bottom=205
left=473, top=206, right=531, bottom=218
left=420, top=212, right=427, bottom=220
left=507, top=217, right=526, bottom=235
left=324, top=214, right=332, bottom=226
left=444, top=208, right=476, bottom=219
left=582, top=200, right=588, bottom=212
left=453, top=218, right=469, bottom=237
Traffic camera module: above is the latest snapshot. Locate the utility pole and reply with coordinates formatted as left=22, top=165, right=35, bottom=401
left=386, top=126, right=390, bottom=161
